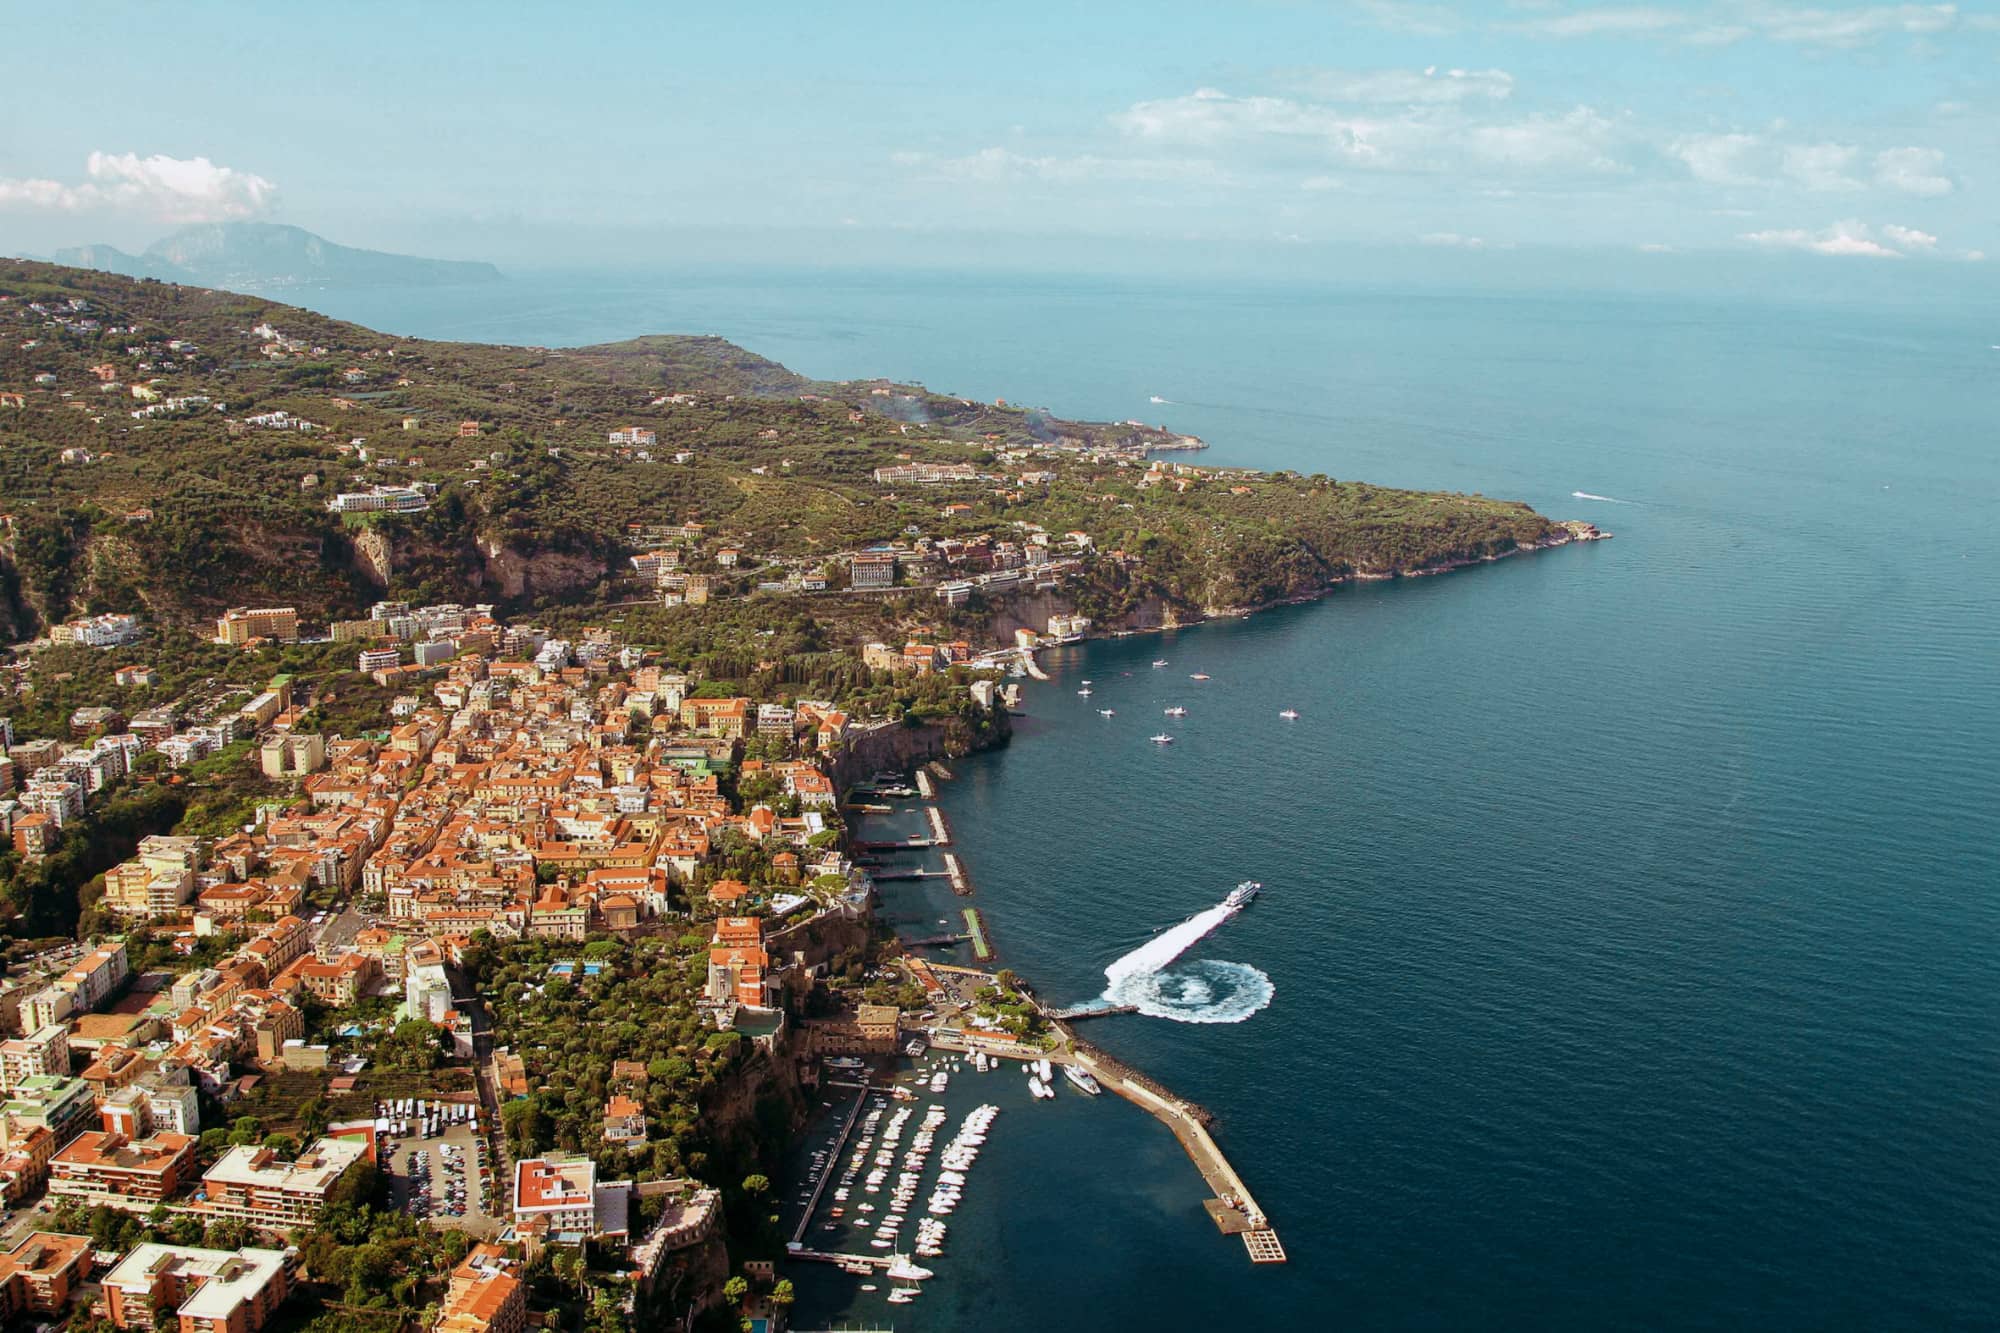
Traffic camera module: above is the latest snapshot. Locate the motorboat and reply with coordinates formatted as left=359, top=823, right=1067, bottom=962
left=1098, top=708, right=1115, bottom=716
left=1152, top=659, right=1168, bottom=667
left=1063, top=1065, right=1103, bottom=1096
left=1164, top=706, right=1186, bottom=717
left=1279, top=709, right=1299, bottom=719
left=1151, top=733, right=1174, bottom=744
left=1190, top=672, right=1210, bottom=680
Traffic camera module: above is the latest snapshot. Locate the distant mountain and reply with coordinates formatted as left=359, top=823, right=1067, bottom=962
left=52, top=222, right=501, bottom=289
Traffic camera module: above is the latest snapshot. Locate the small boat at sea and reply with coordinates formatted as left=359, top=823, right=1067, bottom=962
left=1151, top=733, right=1174, bottom=744
left=1190, top=672, right=1211, bottom=681
left=1164, top=706, right=1187, bottom=717
left=1098, top=708, right=1115, bottom=716
left=887, top=1256, right=934, bottom=1282
left=1152, top=659, right=1168, bottom=668
left=1279, top=709, right=1299, bottom=720
left=1225, top=880, right=1262, bottom=911
left=1077, top=687, right=1093, bottom=696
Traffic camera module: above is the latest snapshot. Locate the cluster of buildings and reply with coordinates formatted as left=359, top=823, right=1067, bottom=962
left=48, top=612, right=141, bottom=648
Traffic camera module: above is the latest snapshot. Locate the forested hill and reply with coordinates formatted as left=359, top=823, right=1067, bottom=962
left=0, top=260, right=1566, bottom=644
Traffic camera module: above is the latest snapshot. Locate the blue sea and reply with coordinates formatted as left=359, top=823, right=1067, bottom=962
left=301, top=270, right=2000, bottom=1329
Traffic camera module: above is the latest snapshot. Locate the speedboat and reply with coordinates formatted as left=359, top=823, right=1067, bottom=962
left=1279, top=709, right=1299, bottom=719
left=1190, top=672, right=1210, bottom=680
left=1098, top=708, right=1115, bottom=716
left=1152, top=659, right=1168, bottom=667
left=1077, top=687, right=1092, bottom=696
left=1151, top=733, right=1174, bottom=744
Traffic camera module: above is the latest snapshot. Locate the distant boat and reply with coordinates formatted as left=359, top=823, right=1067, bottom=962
left=1164, top=706, right=1187, bottom=717
left=1151, top=733, right=1174, bottom=744
left=1098, top=708, right=1115, bottom=716
left=1279, top=709, right=1299, bottom=720
left=1081, top=679, right=1092, bottom=685
left=1152, top=659, right=1169, bottom=668
left=1077, top=687, right=1092, bottom=696
left=1189, top=673, right=1210, bottom=681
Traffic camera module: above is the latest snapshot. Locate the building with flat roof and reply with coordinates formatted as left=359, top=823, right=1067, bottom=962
left=98, top=1243, right=291, bottom=1332
left=49, top=1128, right=197, bottom=1211
left=196, top=1136, right=367, bottom=1231
left=512, top=1154, right=597, bottom=1237
left=215, top=607, right=299, bottom=646
left=0, top=1231, right=92, bottom=1320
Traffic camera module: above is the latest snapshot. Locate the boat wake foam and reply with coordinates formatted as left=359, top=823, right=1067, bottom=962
left=1106, top=958, right=1273, bottom=1024
left=1100, top=894, right=1271, bottom=1024
left=1570, top=491, right=1631, bottom=504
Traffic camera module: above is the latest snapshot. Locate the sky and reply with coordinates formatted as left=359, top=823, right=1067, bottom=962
left=2, top=0, right=1998, bottom=287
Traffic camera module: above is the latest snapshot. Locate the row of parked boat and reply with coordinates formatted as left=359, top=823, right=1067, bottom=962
left=1025, top=1055, right=1104, bottom=1099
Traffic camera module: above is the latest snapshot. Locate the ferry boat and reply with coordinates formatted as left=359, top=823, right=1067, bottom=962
left=1062, top=1065, right=1104, bottom=1096
left=1279, top=709, right=1299, bottom=719
left=1150, top=733, right=1174, bottom=744
left=1225, top=880, right=1262, bottom=911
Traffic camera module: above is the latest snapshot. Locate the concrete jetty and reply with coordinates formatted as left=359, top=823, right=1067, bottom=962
left=926, top=806, right=950, bottom=845
left=914, top=769, right=936, bottom=800
left=943, top=852, right=971, bottom=896
left=1068, top=1044, right=1287, bottom=1263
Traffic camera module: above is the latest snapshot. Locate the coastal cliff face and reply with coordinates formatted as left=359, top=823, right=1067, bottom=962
left=828, top=712, right=1011, bottom=791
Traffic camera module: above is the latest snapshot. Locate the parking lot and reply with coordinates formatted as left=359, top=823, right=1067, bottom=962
left=376, top=1098, right=501, bottom=1232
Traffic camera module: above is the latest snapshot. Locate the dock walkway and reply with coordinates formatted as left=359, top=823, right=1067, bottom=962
left=1068, top=1044, right=1286, bottom=1263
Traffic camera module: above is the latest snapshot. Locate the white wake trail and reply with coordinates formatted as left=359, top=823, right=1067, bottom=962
left=1571, top=491, right=1632, bottom=504
left=1100, top=894, right=1272, bottom=1024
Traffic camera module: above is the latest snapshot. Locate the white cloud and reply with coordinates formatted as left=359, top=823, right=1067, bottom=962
left=1873, top=146, right=1953, bottom=196
left=895, top=147, right=1225, bottom=186
left=1113, top=88, right=1632, bottom=179
left=1749, top=3, right=1960, bottom=47
left=1637, top=242, right=1679, bottom=252
left=1466, top=106, right=1629, bottom=174
left=1672, top=132, right=1772, bottom=186
left=1781, top=142, right=1862, bottom=191
left=1352, top=0, right=1466, bottom=35
left=1742, top=219, right=1910, bottom=257
left=1677, top=134, right=1945, bottom=194
left=1512, top=2, right=1967, bottom=46
left=1419, top=231, right=1487, bottom=248
left=1517, top=6, right=1691, bottom=36
left=1280, top=67, right=1515, bottom=104
left=0, top=151, right=276, bottom=221
left=1880, top=223, right=1937, bottom=249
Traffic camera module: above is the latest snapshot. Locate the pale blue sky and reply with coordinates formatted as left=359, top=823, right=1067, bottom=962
left=3, top=1, right=1996, bottom=281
